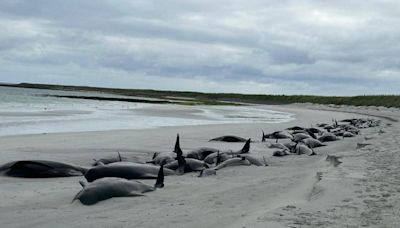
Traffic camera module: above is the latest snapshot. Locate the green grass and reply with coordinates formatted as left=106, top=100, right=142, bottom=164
left=2, top=83, right=400, bottom=108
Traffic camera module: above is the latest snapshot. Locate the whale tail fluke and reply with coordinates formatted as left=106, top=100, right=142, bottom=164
left=154, top=165, right=164, bottom=188
left=262, top=131, right=266, bottom=142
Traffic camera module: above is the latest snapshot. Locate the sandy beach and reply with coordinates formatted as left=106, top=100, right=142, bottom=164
left=0, top=104, right=398, bottom=228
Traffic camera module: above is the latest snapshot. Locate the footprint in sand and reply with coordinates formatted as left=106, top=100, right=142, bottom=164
left=381, top=193, right=391, bottom=197
left=342, top=198, right=353, bottom=203
left=214, top=201, right=223, bottom=205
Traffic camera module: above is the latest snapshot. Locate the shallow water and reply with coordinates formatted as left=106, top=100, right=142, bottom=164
left=0, top=86, right=294, bottom=136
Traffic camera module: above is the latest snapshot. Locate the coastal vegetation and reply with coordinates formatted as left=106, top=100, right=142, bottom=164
left=1, top=83, right=399, bottom=108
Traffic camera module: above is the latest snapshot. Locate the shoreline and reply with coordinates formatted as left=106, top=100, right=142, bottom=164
left=0, top=104, right=398, bottom=227
left=0, top=102, right=295, bottom=138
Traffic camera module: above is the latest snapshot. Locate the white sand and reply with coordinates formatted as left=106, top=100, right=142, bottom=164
left=0, top=104, right=398, bottom=228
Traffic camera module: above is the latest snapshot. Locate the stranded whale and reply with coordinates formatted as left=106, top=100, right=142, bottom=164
left=74, top=165, right=165, bottom=205
left=0, top=160, right=88, bottom=178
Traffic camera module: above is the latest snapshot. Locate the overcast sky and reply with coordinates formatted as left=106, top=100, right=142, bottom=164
left=0, top=0, right=399, bottom=95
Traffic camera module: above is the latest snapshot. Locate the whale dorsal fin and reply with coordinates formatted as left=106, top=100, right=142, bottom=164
left=262, top=156, right=268, bottom=166
left=240, top=139, right=251, bottom=153
left=174, top=134, right=188, bottom=174
left=154, top=165, right=164, bottom=188
left=117, top=151, right=122, bottom=162
left=176, top=151, right=187, bottom=175
left=173, top=134, right=180, bottom=153
left=216, top=151, right=221, bottom=166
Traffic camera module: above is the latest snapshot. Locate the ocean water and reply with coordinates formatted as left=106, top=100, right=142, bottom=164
left=0, top=86, right=294, bottom=136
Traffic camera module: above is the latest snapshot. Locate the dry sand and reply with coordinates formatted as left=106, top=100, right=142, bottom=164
left=0, top=104, right=399, bottom=228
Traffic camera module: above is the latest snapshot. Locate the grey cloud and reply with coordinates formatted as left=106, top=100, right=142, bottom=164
left=0, top=0, right=400, bottom=95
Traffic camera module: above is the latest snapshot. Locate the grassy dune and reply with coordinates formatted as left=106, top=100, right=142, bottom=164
left=2, top=83, right=400, bottom=108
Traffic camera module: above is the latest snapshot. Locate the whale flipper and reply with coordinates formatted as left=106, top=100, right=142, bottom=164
left=96, top=161, right=105, bottom=166
left=127, top=191, right=145, bottom=197
left=79, top=180, right=86, bottom=187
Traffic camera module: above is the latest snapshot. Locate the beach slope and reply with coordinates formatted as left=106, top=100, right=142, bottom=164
left=0, top=104, right=398, bottom=228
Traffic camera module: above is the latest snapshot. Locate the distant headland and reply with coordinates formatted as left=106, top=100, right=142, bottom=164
left=1, top=82, right=399, bottom=108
